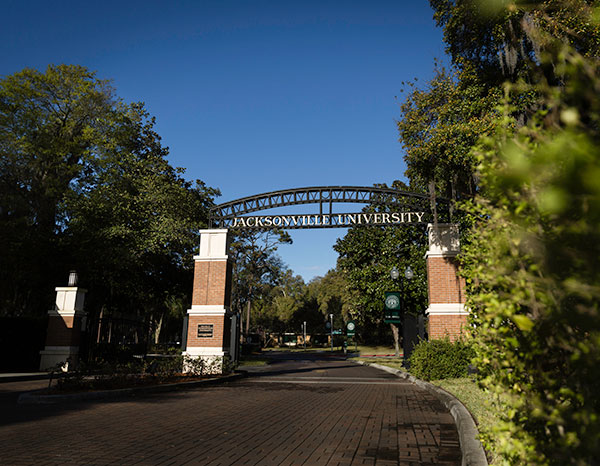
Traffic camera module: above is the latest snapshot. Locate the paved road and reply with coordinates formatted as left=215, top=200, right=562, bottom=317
left=0, top=355, right=461, bottom=465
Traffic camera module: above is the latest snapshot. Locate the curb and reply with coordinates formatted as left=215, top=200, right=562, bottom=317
left=17, top=372, right=246, bottom=404
left=356, top=361, right=488, bottom=466
left=0, top=373, right=53, bottom=383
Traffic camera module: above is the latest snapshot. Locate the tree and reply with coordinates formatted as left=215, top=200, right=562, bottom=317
left=0, top=65, right=114, bottom=315
left=397, top=66, right=500, bottom=212
left=431, top=0, right=600, bottom=84
left=313, top=269, right=354, bottom=323
left=399, top=1, right=600, bottom=215
left=0, top=65, right=218, bottom=335
left=64, top=102, right=218, bottom=338
left=229, top=229, right=291, bottom=334
left=334, top=182, right=429, bottom=352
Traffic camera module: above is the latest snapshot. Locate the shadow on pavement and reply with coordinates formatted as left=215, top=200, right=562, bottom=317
left=0, top=353, right=386, bottom=429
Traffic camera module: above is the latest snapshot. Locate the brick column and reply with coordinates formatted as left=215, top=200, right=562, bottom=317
left=425, top=223, right=468, bottom=341
left=183, top=229, right=234, bottom=373
left=39, top=285, right=87, bottom=370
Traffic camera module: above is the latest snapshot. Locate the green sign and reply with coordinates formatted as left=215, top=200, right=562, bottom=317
left=384, top=309, right=402, bottom=324
left=385, top=292, right=401, bottom=310
left=384, top=292, right=402, bottom=323
left=347, top=321, right=356, bottom=336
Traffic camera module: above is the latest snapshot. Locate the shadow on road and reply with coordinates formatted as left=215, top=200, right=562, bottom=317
left=0, top=352, right=381, bottom=429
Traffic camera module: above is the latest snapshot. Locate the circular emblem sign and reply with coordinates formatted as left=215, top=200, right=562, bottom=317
left=385, top=294, right=400, bottom=309
left=347, top=322, right=355, bottom=331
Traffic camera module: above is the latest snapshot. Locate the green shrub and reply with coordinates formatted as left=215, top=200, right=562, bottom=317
left=459, top=45, right=600, bottom=465
left=408, top=338, right=475, bottom=381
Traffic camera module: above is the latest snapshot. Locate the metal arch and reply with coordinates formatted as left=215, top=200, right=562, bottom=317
left=210, top=186, right=449, bottom=228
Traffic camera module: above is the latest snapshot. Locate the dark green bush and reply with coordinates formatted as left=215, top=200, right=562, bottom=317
left=408, top=338, right=475, bottom=381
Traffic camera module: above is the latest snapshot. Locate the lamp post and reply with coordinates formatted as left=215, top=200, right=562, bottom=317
left=68, top=270, right=78, bottom=287
left=303, top=321, right=307, bottom=351
left=402, top=266, right=416, bottom=367
left=390, top=265, right=414, bottom=361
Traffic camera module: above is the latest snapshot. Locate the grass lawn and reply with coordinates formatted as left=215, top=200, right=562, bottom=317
left=352, top=357, right=405, bottom=370
left=262, top=347, right=331, bottom=353
left=353, top=344, right=399, bottom=355
left=237, top=357, right=270, bottom=366
left=431, top=378, right=501, bottom=464
left=260, top=344, right=400, bottom=355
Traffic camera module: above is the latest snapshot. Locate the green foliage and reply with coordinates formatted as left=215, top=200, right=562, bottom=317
left=0, top=65, right=114, bottom=314
left=398, top=66, right=500, bottom=203
left=0, top=65, right=217, bottom=329
left=91, top=343, right=147, bottom=364
left=408, top=338, right=475, bottom=381
left=230, top=230, right=291, bottom=333
left=431, top=377, right=502, bottom=464
left=395, top=4, right=600, bottom=463
left=460, top=44, right=600, bottom=465
left=307, top=268, right=355, bottom=328
left=430, top=0, right=600, bottom=82
left=334, top=181, right=429, bottom=340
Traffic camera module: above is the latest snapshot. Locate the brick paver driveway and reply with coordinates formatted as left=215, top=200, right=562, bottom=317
left=0, top=354, right=461, bottom=465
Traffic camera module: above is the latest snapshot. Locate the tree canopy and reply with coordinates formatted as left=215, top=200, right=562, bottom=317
left=0, top=65, right=218, bottom=337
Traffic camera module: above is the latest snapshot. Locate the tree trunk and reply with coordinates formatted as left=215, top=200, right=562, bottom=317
left=429, top=179, right=438, bottom=225
left=390, top=323, right=400, bottom=358
left=245, top=299, right=251, bottom=334
left=96, top=306, right=105, bottom=343
left=154, top=313, right=164, bottom=344
left=450, top=174, right=457, bottom=221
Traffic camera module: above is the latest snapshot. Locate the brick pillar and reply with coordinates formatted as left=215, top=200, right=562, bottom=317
left=39, top=284, right=87, bottom=370
left=183, top=229, right=234, bottom=373
left=425, top=223, right=468, bottom=341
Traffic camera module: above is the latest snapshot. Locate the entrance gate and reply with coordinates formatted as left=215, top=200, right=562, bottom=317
left=183, top=186, right=468, bottom=372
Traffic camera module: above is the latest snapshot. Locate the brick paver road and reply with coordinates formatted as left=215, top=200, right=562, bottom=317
left=0, top=355, right=461, bottom=465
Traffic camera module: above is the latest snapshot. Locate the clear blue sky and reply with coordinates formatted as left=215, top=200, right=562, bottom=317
left=2, top=0, right=448, bottom=281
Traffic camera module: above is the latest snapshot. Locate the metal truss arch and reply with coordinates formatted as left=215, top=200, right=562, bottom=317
left=210, top=186, right=449, bottom=229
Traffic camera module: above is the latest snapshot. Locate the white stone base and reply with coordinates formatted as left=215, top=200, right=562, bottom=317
left=182, top=347, right=228, bottom=375
left=39, top=346, right=79, bottom=371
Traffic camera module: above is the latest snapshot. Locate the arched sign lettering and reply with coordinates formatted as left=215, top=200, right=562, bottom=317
left=210, top=186, right=450, bottom=229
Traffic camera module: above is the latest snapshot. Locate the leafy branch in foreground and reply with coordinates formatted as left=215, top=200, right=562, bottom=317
left=461, top=44, right=600, bottom=465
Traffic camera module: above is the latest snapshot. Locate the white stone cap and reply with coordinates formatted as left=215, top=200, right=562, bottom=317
left=54, top=287, right=87, bottom=312
left=197, top=229, right=229, bottom=260
left=183, top=348, right=226, bottom=356
left=426, top=223, right=460, bottom=257
left=193, top=256, right=229, bottom=262
left=187, top=305, right=229, bottom=315
left=426, top=303, right=468, bottom=315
